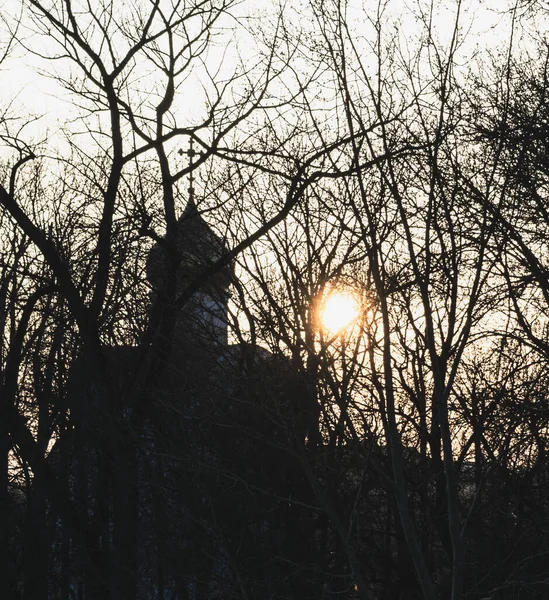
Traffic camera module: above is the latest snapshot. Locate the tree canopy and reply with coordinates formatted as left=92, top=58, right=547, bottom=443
left=1, top=1, right=549, bottom=599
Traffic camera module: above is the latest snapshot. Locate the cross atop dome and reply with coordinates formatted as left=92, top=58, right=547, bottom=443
left=146, top=139, right=233, bottom=344
left=179, top=137, right=199, bottom=204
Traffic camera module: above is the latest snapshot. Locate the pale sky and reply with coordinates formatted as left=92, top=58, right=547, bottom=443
left=0, top=0, right=543, bottom=160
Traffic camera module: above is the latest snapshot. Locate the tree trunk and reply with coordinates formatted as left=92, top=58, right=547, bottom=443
left=112, top=418, right=138, bottom=600
left=23, top=469, right=49, bottom=600
left=0, top=430, right=17, bottom=600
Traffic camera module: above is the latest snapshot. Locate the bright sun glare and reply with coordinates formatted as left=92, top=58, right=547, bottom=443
left=320, top=291, right=360, bottom=335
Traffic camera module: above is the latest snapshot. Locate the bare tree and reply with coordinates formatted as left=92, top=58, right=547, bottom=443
left=2, top=1, right=549, bottom=599
left=227, top=2, right=546, bottom=599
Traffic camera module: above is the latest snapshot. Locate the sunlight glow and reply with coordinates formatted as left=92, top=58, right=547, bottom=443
left=320, top=291, right=360, bottom=335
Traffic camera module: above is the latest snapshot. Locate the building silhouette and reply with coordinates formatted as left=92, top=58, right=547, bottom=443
left=60, top=188, right=313, bottom=600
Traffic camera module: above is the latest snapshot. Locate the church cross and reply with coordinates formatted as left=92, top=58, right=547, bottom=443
left=179, top=138, right=199, bottom=202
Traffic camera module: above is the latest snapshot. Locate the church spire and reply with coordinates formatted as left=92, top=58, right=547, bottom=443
left=147, top=138, right=233, bottom=345
left=187, top=138, right=197, bottom=203
left=179, top=137, right=199, bottom=214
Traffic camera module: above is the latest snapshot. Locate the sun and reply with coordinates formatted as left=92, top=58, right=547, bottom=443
left=320, top=291, right=360, bottom=335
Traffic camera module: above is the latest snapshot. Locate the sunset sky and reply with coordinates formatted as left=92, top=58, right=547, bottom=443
left=1, top=0, right=526, bottom=158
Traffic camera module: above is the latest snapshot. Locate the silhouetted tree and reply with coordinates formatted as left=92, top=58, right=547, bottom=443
left=2, top=1, right=549, bottom=599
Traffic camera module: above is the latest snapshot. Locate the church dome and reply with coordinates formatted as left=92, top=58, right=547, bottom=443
left=146, top=199, right=233, bottom=294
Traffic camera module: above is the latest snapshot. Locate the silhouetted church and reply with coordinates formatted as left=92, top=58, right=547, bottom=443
left=63, top=183, right=313, bottom=600
left=146, top=195, right=233, bottom=347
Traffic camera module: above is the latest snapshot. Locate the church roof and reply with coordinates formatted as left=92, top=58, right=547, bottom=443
left=146, top=199, right=233, bottom=292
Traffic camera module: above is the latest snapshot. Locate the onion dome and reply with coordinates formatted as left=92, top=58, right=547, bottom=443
left=146, top=199, right=233, bottom=295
